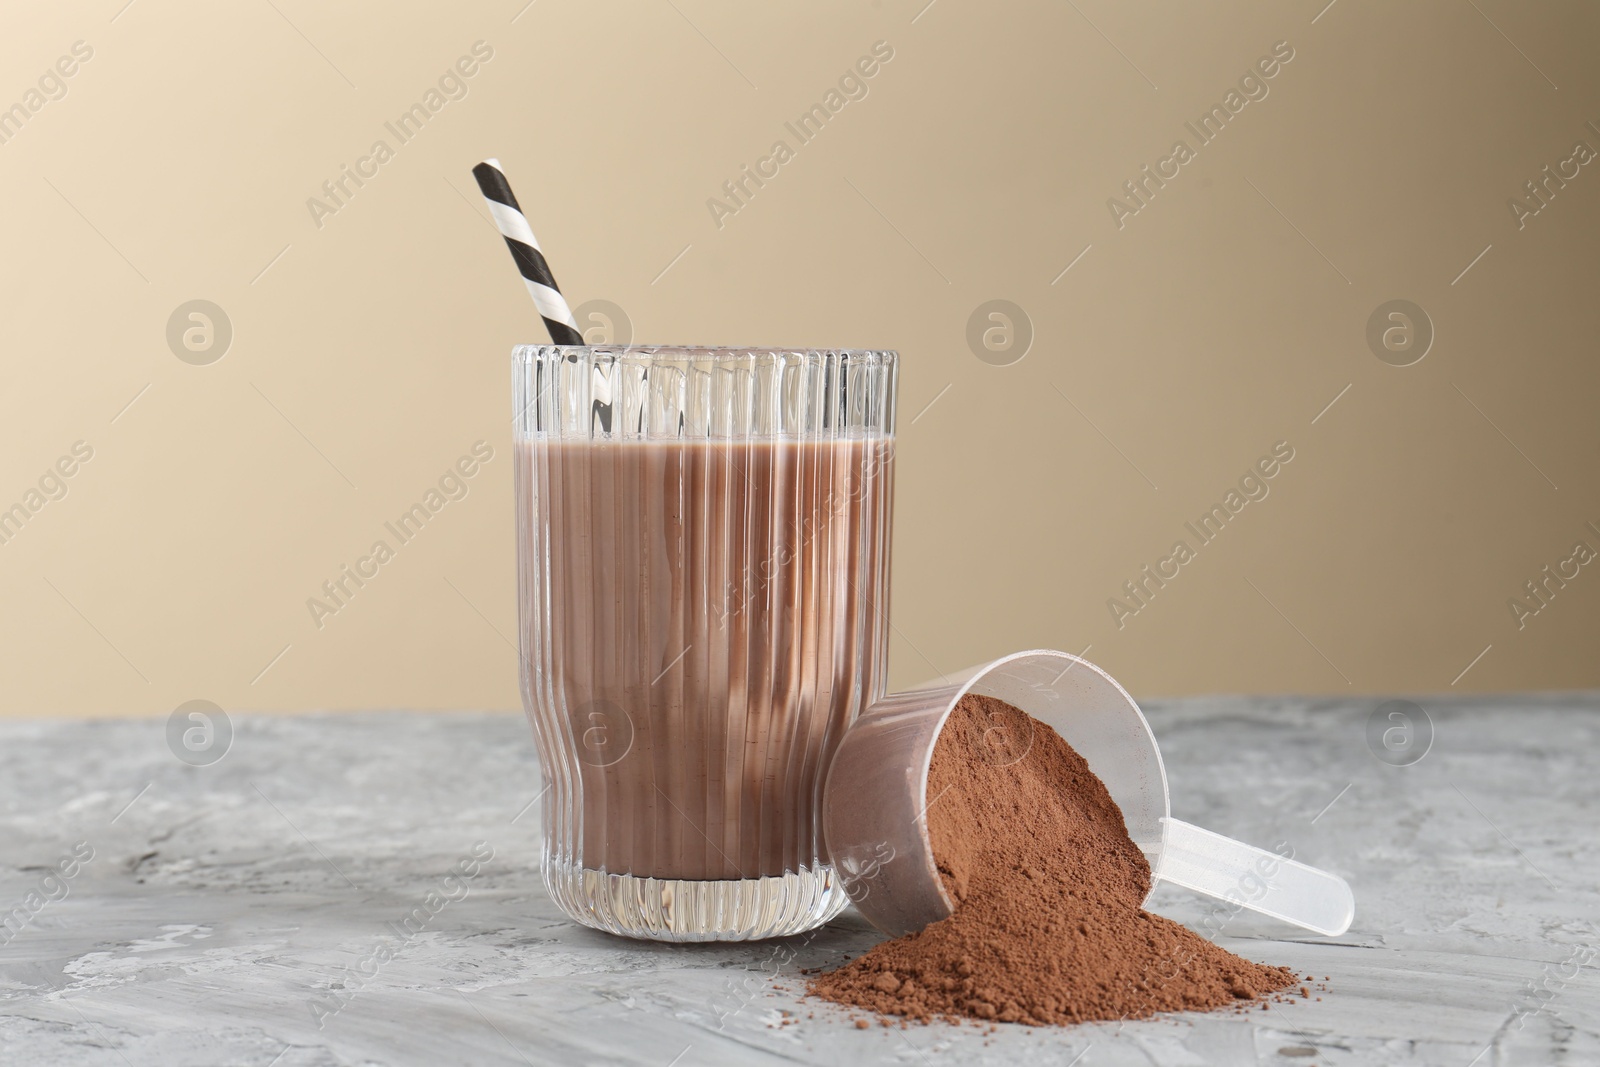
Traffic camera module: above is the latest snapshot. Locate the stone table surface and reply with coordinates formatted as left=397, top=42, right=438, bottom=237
left=0, top=694, right=1596, bottom=1066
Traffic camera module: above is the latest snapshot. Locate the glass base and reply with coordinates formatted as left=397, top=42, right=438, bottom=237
left=544, top=860, right=849, bottom=942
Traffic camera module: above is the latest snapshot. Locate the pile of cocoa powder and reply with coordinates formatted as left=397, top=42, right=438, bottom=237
left=808, top=694, right=1300, bottom=1026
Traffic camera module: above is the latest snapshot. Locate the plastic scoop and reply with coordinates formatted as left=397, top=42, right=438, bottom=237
left=822, top=649, right=1355, bottom=938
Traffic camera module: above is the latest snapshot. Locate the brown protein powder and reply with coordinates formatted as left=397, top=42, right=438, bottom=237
left=808, top=694, right=1299, bottom=1025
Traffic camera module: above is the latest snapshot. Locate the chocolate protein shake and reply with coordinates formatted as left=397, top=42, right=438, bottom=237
left=519, top=436, right=893, bottom=881
left=514, top=345, right=898, bottom=940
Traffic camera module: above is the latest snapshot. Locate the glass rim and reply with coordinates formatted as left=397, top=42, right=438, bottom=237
left=513, top=345, right=897, bottom=361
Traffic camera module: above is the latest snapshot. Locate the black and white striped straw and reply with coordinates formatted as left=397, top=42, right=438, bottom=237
left=471, top=158, right=583, bottom=346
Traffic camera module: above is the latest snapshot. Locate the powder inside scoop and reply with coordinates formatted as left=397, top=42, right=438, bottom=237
left=807, top=694, right=1299, bottom=1025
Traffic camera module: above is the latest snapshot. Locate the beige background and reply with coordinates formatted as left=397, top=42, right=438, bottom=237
left=1, top=0, right=1595, bottom=718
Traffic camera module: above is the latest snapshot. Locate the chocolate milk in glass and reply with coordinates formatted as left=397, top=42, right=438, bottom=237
left=514, top=347, right=897, bottom=941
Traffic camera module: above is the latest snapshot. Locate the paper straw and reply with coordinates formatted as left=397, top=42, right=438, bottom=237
left=472, top=158, right=583, bottom=346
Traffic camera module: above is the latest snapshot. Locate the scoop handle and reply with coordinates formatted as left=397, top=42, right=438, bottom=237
left=1156, top=818, right=1354, bottom=937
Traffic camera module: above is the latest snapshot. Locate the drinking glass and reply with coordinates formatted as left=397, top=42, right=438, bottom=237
left=514, top=345, right=897, bottom=941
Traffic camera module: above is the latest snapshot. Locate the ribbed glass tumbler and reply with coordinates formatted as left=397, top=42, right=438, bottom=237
left=513, top=346, right=897, bottom=941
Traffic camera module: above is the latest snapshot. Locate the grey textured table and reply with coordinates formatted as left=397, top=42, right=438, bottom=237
left=1, top=695, right=1595, bottom=1066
